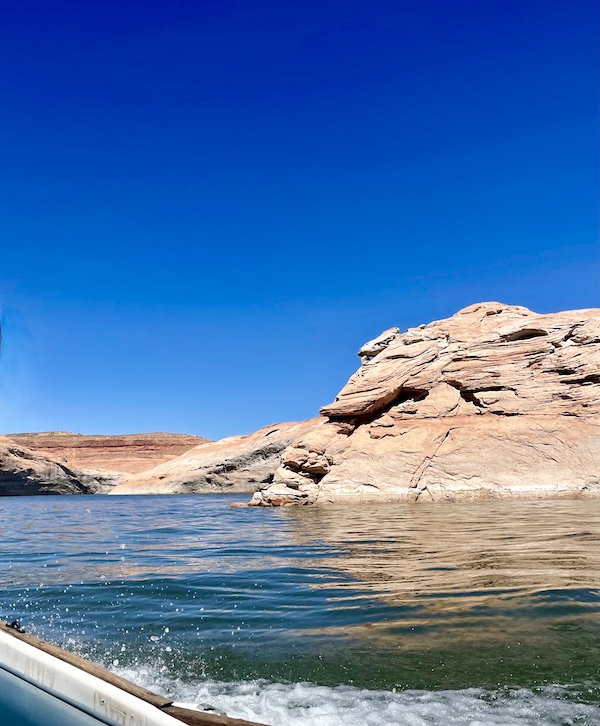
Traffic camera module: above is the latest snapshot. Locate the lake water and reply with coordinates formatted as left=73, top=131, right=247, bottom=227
left=1, top=494, right=599, bottom=725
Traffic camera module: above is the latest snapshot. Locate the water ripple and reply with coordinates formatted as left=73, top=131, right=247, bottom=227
left=0, top=494, right=598, bottom=704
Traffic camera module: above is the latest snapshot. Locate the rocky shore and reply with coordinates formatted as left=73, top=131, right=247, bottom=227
left=0, top=437, right=116, bottom=495
left=0, top=432, right=210, bottom=495
left=110, top=419, right=320, bottom=495
left=1, top=302, right=598, bottom=502
left=7, top=432, right=209, bottom=475
left=249, top=302, right=600, bottom=505
left=0, top=423, right=319, bottom=496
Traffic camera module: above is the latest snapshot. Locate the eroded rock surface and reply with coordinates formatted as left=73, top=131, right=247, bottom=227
left=111, top=419, right=322, bottom=495
left=7, top=432, right=208, bottom=475
left=250, top=303, right=600, bottom=506
left=0, top=437, right=118, bottom=495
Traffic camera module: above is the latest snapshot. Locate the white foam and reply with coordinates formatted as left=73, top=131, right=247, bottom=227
left=115, top=667, right=599, bottom=726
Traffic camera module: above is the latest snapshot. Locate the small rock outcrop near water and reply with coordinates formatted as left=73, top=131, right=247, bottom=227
left=111, top=419, right=321, bottom=495
left=250, top=302, right=600, bottom=506
left=0, top=437, right=117, bottom=495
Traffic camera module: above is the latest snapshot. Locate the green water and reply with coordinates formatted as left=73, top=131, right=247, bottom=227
left=1, top=494, right=598, bottom=724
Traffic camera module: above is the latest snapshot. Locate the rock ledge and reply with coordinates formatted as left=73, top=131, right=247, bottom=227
left=250, top=302, right=600, bottom=506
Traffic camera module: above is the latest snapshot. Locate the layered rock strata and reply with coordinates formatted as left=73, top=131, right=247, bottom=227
left=250, top=303, right=600, bottom=506
left=111, top=419, right=321, bottom=495
left=7, top=432, right=208, bottom=475
left=0, top=437, right=117, bottom=495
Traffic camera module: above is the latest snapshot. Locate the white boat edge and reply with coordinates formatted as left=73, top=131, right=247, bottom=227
left=0, top=626, right=188, bottom=726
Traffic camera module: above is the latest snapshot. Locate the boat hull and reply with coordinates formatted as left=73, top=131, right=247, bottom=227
left=0, top=621, right=265, bottom=726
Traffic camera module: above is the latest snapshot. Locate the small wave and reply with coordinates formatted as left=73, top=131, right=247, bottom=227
left=114, top=666, right=599, bottom=726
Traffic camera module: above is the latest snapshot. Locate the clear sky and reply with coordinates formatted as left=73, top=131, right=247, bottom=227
left=0, top=0, right=598, bottom=439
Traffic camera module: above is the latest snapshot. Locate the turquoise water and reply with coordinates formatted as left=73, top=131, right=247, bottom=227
left=1, top=494, right=599, bottom=725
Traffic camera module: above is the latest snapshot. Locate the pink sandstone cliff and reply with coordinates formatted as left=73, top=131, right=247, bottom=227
left=249, top=302, right=600, bottom=506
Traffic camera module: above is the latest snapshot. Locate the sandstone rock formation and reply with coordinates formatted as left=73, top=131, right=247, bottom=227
left=111, top=419, right=321, bottom=495
left=0, top=437, right=117, bottom=495
left=250, top=303, right=600, bottom=506
left=7, top=432, right=208, bottom=475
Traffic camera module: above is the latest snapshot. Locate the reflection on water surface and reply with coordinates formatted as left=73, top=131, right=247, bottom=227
left=285, top=499, right=599, bottom=595
left=0, top=494, right=598, bottom=699
left=279, top=501, right=600, bottom=657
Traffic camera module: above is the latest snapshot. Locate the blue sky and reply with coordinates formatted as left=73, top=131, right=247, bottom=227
left=0, top=0, right=597, bottom=439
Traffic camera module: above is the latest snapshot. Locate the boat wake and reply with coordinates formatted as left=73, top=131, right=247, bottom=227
left=114, top=666, right=599, bottom=726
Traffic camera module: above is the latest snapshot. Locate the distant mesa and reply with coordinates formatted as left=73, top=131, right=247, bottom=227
left=0, top=436, right=117, bottom=496
left=6, top=432, right=210, bottom=475
left=1, top=302, right=598, bottom=502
